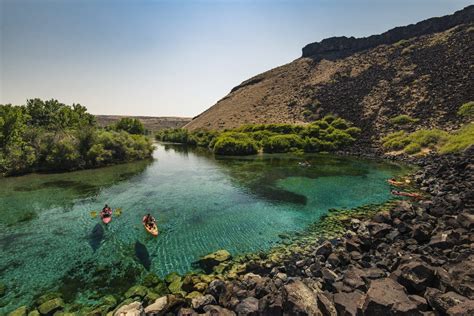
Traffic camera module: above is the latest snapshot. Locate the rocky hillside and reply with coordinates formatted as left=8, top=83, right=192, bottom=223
left=96, top=115, right=191, bottom=131
left=185, top=6, right=474, bottom=147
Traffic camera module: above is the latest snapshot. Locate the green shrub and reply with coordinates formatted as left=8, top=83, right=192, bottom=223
left=404, top=143, right=422, bottom=154
left=439, top=123, right=474, bottom=153
left=114, top=117, right=146, bottom=134
left=0, top=99, right=153, bottom=176
left=262, top=134, right=304, bottom=153
left=304, top=138, right=335, bottom=152
left=457, top=101, right=474, bottom=118
left=213, top=137, right=258, bottom=156
left=324, top=129, right=355, bottom=147
left=389, top=115, right=419, bottom=125
left=156, top=128, right=189, bottom=143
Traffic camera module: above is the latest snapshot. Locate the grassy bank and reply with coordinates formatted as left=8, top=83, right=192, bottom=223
left=156, top=115, right=361, bottom=155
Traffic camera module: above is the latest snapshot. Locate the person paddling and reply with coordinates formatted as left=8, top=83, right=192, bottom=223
left=101, top=204, right=112, bottom=218
left=143, top=213, right=156, bottom=228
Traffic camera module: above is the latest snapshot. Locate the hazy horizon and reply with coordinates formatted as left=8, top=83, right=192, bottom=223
left=1, top=0, right=471, bottom=117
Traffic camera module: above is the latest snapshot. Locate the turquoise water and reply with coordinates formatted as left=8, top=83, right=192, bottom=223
left=0, top=144, right=408, bottom=311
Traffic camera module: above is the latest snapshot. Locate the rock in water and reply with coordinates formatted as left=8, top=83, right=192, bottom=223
left=88, top=223, right=104, bottom=252
left=194, top=249, right=231, bottom=273
left=134, top=241, right=151, bottom=271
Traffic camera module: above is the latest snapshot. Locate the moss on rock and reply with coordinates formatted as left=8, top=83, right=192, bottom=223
left=38, top=298, right=64, bottom=315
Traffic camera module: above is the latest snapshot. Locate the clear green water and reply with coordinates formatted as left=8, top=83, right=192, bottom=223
left=0, top=144, right=408, bottom=311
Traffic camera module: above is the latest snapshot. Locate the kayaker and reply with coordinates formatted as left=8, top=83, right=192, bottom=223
left=143, top=213, right=155, bottom=228
left=101, top=204, right=112, bottom=218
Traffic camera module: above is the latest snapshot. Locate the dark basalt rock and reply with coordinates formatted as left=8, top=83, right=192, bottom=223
left=302, top=5, right=474, bottom=59
left=397, top=261, right=436, bottom=294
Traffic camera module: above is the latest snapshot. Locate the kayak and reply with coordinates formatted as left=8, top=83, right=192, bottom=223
left=391, top=190, right=422, bottom=199
left=387, top=179, right=411, bottom=186
left=388, top=179, right=405, bottom=186
left=143, top=216, right=158, bottom=236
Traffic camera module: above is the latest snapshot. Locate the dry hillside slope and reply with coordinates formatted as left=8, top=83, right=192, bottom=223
left=185, top=6, right=473, bottom=147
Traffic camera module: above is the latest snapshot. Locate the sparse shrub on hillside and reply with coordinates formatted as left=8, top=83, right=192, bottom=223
left=389, top=115, right=419, bottom=125
left=394, top=39, right=410, bottom=47
left=381, top=127, right=474, bottom=155
left=439, top=123, right=474, bottom=153
left=262, top=134, right=304, bottom=153
left=458, top=101, right=474, bottom=118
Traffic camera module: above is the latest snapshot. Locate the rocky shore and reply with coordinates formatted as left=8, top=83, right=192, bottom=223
left=8, top=149, right=473, bottom=316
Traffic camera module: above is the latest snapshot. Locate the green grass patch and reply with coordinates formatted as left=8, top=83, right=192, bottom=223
left=457, top=101, right=474, bottom=119
left=389, top=115, right=419, bottom=125
left=383, top=123, right=473, bottom=155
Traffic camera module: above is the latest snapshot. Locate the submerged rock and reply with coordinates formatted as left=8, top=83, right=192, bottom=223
left=124, top=285, right=148, bottom=299
left=8, top=306, right=27, bottom=316
left=88, top=223, right=104, bottom=252
left=195, top=250, right=232, bottom=273
left=38, top=298, right=64, bottom=315
left=134, top=241, right=151, bottom=271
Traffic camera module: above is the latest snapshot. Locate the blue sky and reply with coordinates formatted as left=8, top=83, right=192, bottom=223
left=0, top=0, right=471, bottom=116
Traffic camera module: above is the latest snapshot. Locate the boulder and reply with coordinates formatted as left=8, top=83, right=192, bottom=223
left=195, top=250, right=232, bottom=273
left=206, top=279, right=226, bottom=298
left=368, top=223, right=392, bottom=239
left=315, top=241, right=333, bottom=258
left=235, top=297, right=259, bottom=315
left=411, top=224, right=432, bottom=243
left=424, top=288, right=470, bottom=314
left=176, top=308, right=197, bottom=316
left=397, top=261, right=435, bottom=293
left=191, top=294, right=216, bottom=311
left=283, top=280, right=322, bottom=315
left=343, top=267, right=367, bottom=291
left=114, top=301, right=143, bottom=316
left=8, top=306, right=27, bottom=316
left=316, top=292, right=337, bottom=316
left=457, top=211, right=474, bottom=229
left=38, top=298, right=64, bottom=315
left=164, top=272, right=182, bottom=284
left=144, top=295, right=184, bottom=315
left=202, top=305, right=236, bottom=316
left=27, top=311, right=40, bottom=316
left=124, top=285, right=148, bottom=299
left=362, top=278, right=417, bottom=315
left=447, top=299, right=474, bottom=316
left=333, top=291, right=365, bottom=316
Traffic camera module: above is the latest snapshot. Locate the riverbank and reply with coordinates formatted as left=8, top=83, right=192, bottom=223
left=111, top=149, right=473, bottom=315
left=7, top=147, right=472, bottom=315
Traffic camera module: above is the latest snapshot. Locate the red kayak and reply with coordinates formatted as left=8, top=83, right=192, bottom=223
left=391, top=190, right=422, bottom=199
left=100, top=209, right=112, bottom=224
